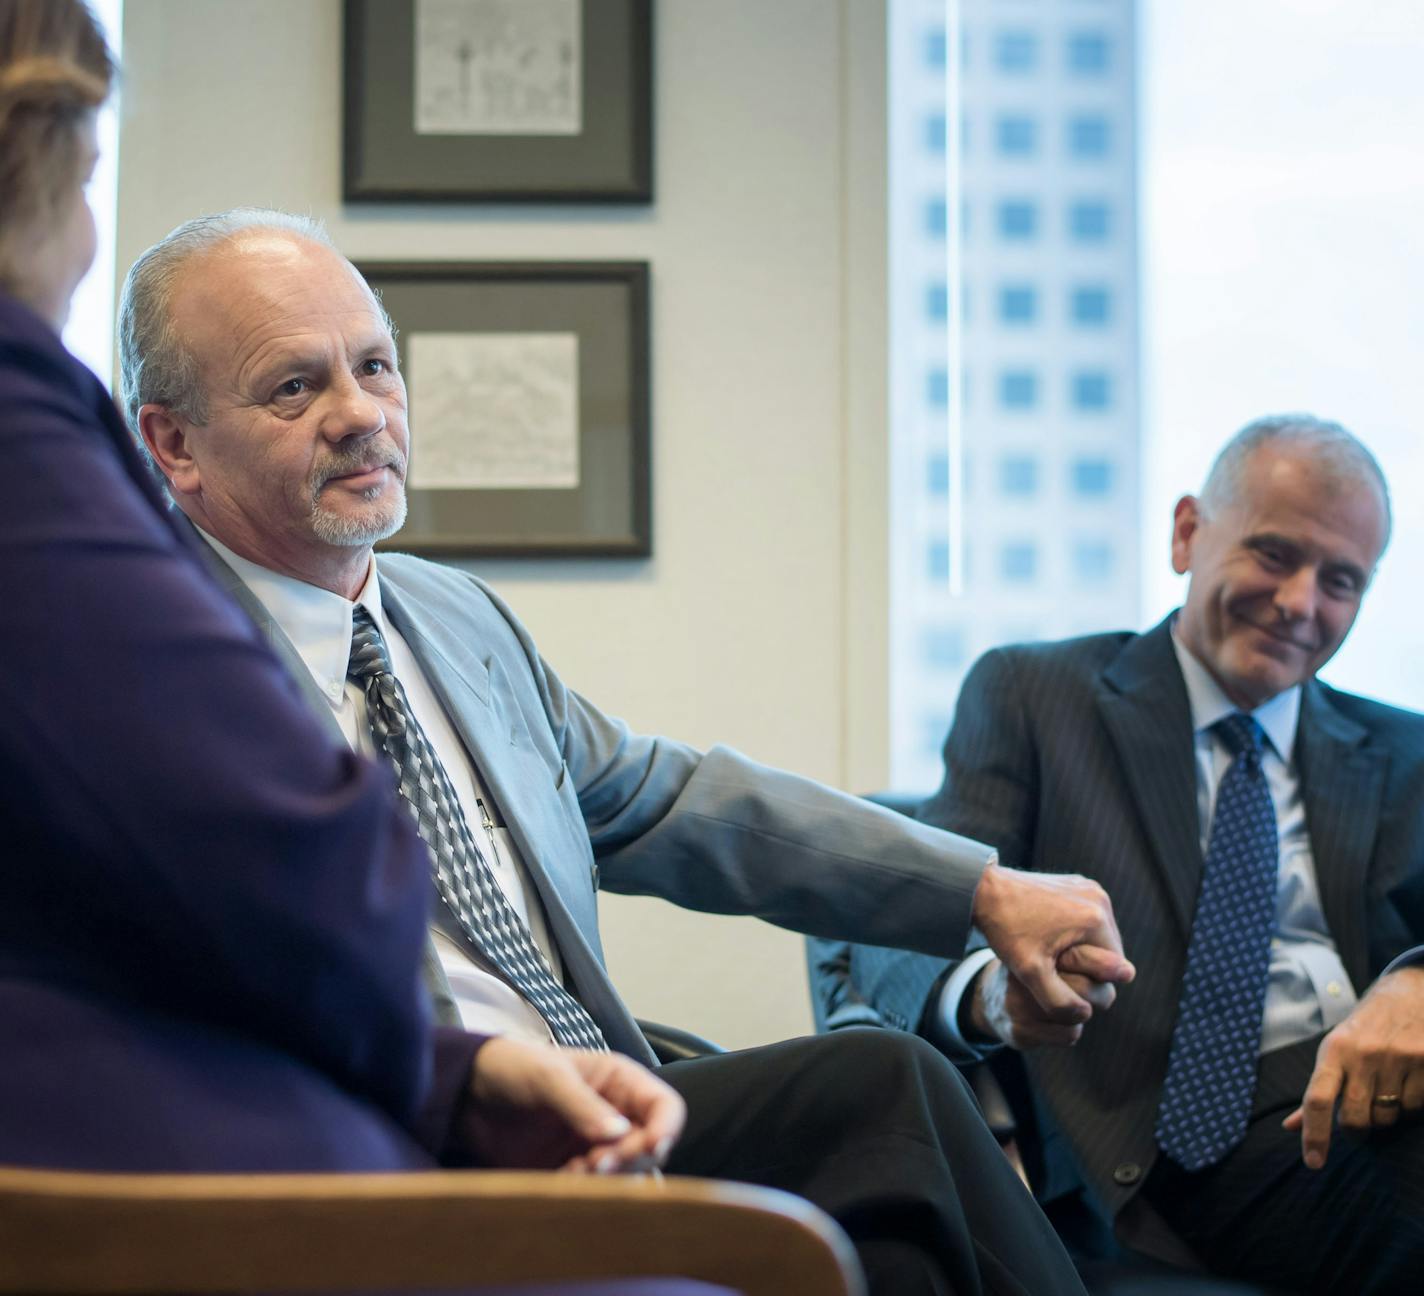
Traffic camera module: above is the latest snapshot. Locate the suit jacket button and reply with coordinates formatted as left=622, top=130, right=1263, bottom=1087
left=1113, top=1162, right=1142, bottom=1186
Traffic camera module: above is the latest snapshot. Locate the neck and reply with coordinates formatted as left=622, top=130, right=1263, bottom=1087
left=183, top=503, right=373, bottom=600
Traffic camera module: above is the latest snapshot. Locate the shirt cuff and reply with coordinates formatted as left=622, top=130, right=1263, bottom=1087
left=927, top=946, right=1000, bottom=1064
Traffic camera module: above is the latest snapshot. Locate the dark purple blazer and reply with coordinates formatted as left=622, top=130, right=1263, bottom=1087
left=0, top=293, right=482, bottom=1172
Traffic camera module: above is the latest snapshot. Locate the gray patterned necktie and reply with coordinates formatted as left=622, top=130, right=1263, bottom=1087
left=348, top=605, right=605, bottom=1050
left=1155, top=712, right=1278, bottom=1170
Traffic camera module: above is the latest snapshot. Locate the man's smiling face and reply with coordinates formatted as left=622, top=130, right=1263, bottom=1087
left=1172, top=443, right=1389, bottom=710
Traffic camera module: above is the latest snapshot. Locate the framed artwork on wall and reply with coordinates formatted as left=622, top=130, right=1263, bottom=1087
left=363, top=261, right=651, bottom=558
left=344, top=0, right=653, bottom=203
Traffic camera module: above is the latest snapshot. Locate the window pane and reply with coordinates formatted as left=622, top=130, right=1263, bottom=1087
left=927, top=453, right=950, bottom=496
left=999, top=370, right=1039, bottom=409
left=925, top=24, right=947, bottom=69
left=1000, top=456, right=1039, bottom=496
left=1068, top=200, right=1110, bottom=241
left=1067, top=31, right=1110, bottom=76
left=925, top=196, right=947, bottom=238
left=1071, top=371, right=1112, bottom=410
left=1072, top=540, right=1115, bottom=585
left=996, top=199, right=1039, bottom=239
left=999, top=283, right=1039, bottom=324
left=1071, top=458, right=1114, bottom=497
left=994, top=29, right=1039, bottom=73
left=1000, top=542, right=1039, bottom=583
left=995, top=115, right=1038, bottom=157
left=925, top=112, right=946, bottom=154
left=1070, top=284, right=1111, bottom=325
left=927, top=540, right=950, bottom=583
left=923, top=626, right=967, bottom=669
left=1068, top=115, right=1111, bottom=158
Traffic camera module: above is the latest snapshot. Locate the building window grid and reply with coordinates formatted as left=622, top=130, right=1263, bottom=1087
left=891, top=2, right=1137, bottom=792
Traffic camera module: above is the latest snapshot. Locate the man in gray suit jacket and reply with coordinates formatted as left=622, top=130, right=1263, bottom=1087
left=812, top=416, right=1424, bottom=1293
left=118, top=208, right=1137, bottom=1296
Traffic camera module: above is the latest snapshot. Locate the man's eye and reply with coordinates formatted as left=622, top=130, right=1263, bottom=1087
left=360, top=358, right=389, bottom=377
left=275, top=378, right=308, bottom=399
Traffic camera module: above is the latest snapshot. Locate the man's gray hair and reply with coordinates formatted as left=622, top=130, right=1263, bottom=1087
left=117, top=208, right=339, bottom=436
left=1199, top=413, right=1393, bottom=548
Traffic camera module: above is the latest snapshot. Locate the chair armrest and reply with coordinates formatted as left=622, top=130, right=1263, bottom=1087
left=638, top=1019, right=726, bottom=1064
left=0, top=1166, right=864, bottom=1296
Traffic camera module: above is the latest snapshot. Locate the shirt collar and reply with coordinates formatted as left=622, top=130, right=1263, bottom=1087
left=197, top=528, right=388, bottom=696
left=1170, top=618, right=1300, bottom=763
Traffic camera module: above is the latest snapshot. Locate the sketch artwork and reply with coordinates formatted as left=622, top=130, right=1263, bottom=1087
left=407, top=332, right=581, bottom=490
left=414, top=0, right=582, bottom=135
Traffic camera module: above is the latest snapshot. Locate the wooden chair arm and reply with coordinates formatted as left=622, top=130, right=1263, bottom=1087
left=0, top=1167, right=865, bottom=1296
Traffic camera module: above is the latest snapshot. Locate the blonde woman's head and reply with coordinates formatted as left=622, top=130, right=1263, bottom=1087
left=0, top=0, right=113, bottom=328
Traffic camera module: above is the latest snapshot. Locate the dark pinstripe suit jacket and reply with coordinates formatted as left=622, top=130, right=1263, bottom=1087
left=809, top=616, right=1424, bottom=1242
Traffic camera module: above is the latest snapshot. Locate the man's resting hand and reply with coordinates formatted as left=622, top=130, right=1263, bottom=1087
left=461, top=1036, right=686, bottom=1173
left=1283, top=965, right=1424, bottom=1169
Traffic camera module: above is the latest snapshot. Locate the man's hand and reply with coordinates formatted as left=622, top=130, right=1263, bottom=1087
left=1283, top=965, right=1424, bottom=1169
left=461, top=1036, right=686, bottom=1173
left=971, top=863, right=1134, bottom=1024
left=971, top=946, right=1125, bottom=1049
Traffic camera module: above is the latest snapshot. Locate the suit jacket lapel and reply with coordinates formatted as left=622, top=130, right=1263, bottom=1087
left=1096, top=616, right=1203, bottom=938
left=1296, top=682, right=1387, bottom=989
left=183, top=526, right=346, bottom=745
left=377, top=576, right=605, bottom=956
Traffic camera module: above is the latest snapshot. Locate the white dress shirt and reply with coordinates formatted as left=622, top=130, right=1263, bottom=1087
left=936, top=628, right=1357, bottom=1059
left=202, top=531, right=559, bottom=1045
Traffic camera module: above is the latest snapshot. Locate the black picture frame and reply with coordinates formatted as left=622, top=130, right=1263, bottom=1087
left=362, top=261, right=651, bottom=558
left=343, top=0, right=653, bottom=203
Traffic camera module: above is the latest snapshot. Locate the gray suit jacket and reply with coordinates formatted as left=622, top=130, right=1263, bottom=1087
left=206, top=542, right=997, bottom=1065
left=809, top=616, right=1424, bottom=1249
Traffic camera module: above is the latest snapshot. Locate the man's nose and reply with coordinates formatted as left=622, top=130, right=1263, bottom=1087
left=1273, top=566, right=1318, bottom=621
left=322, top=373, right=385, bottom=442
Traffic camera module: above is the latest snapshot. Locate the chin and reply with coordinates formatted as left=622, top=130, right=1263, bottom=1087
left=311, top=502, right=407, bottom=548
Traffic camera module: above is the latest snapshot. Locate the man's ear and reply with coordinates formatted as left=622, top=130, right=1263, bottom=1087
left=1170, top=495, right=1201, bottom=576
left=138, top=404, right=200, bottom=495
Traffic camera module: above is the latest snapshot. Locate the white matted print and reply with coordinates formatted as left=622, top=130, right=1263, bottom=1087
left=407, top=331, right=580, bottom=490
left=414, top=0, right=582, bottom=136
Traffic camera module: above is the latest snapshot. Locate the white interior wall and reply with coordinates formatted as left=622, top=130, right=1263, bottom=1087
left=116, top=0, right=889, bottom=1049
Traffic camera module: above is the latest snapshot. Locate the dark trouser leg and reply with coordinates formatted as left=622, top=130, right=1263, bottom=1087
left=1144, top=1038, right=1424, bottom=1294
left=659, top=1028, right=1086, bottom=1296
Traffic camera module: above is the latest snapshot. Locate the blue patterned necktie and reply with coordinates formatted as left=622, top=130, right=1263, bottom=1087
left=1156, top=712, right=1278, bottom=1171
left=348, top=605, right=606, bottom=1051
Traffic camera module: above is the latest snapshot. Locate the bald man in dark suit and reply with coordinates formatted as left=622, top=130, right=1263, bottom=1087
left=812, top=416, right=1424, bottom=1294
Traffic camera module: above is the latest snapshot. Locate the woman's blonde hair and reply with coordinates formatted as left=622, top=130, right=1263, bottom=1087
left=0, top=0, right=113, bottom=286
